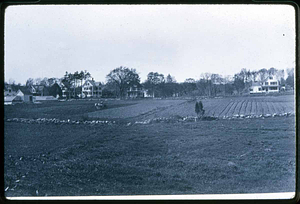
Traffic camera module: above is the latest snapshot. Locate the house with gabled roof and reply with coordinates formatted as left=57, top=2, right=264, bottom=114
left=261, top=75, right=280, bottom=93
left=81, top=79, right=102, bottom=98
left=249, top=75, right=281, bottom=94
left=16, top=86, right=36, bottom=103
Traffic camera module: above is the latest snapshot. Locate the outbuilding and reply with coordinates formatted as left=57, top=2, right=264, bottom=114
left=249, top=82, right=265, bottom=94
left=16, top=88, right=36, bottom=103
left=4, top=96, right=23, bottom=105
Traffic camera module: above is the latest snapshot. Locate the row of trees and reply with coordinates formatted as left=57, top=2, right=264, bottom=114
left=8, top=66, right=295, bottom=99
left=103, top=67, right=295, bottom=98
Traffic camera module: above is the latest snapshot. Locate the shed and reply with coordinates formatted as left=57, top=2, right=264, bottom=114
left=4, top=95, right=23, bottom=105
left=17, top=88, right=36, bottom=103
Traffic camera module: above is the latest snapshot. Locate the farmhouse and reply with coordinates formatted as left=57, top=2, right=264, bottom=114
left=126, top=84, right=144, bottom=98
left=249, top=75, right=281, bottom=94
left=81, top=80, right=102, bottom=98
left=16, top=87, right=36, bottom=103
left=261, top=76, right=280, bottom=93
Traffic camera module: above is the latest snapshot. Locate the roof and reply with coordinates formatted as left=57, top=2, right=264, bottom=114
left=84, top=80, right=101, bottom=87
left=251, top=82, right=261, bottom=87
left=4, top=95, right=23, bottom=102
left=18, top=87, right=33, bottom=95
left=262, top=75, right=278, bottom=83
left=4, top=96, right=16, bottom=102
left=35, top=96, right=57, bottom=101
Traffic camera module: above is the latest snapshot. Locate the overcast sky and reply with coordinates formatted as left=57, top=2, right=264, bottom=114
left=5, top=4, right=295, bottom=84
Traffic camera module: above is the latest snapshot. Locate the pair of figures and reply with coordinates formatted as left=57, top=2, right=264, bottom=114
left=195, top=100, right=205, bottom=117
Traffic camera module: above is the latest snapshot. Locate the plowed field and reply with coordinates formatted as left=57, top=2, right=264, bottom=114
left=87, top=95, right=295, bottom=121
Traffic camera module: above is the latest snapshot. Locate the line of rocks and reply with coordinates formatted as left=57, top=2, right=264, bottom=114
left=129, top=112, right=295, bottom=125
left=5, top=118, right=116, bottom=125
left=5, top=112, right=294, bottom=126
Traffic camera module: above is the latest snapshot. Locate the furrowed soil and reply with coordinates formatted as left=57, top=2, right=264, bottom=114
left=4, top=95, right=296, bottom=196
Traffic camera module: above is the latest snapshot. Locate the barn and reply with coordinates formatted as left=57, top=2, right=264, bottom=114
left=16, top=88, right=36, bottom=103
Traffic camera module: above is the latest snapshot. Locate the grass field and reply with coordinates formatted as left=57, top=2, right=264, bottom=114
left=4, top=94, right=296, bottom=197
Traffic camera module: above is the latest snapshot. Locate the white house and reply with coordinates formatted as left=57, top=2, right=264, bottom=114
left=249, top=82, right=265, bottom=94
left=81, top=80, right=102, bottom=98
left=261, top=75, right=280, bottom=93
left=127, top=84, right=144, bottom=98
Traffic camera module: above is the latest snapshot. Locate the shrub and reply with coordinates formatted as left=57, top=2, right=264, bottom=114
left=195, top=101, right=205, bottom=117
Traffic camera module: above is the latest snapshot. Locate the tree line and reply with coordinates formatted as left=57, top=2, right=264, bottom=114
left=6, top=66, right=295, bottom=99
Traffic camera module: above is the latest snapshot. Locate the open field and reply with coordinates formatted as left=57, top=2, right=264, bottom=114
left=87, top=95, right=295, bottom=121
left=4, top=95, right=295, bottom=122
left=4, top=94, right=296, bottom=196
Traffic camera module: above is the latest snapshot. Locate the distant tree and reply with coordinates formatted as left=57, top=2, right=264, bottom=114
left=8, top=78, right=16, bottom=85
left=196, top=79, right=208, bottom=96
left=106, top=66, right=140, bottom=98
left=62, top=72, right=73, bottom=99
left=144, top=72, right=165, bottom=97
left=84, top=70, right=91, bottom=81
left=199, top=73, right=213, bottom=96
left=26, top=78, right=34, bottom=87
left=184, top=78, right=196, bottom=83
left=34, top=78, right=42, bottom=86
left=268, top=67, right=277, bottom=76
left=286, top=68, right=294, bottom=89
left=40, top=77, right=49, bottom=86
left=233, top=74, right=245, bottom=95
left=275, top=69, right=285, bottom=82
left=251, top=71, right=258, bottom=82
left=180, top=80, right=197, bottom=96
left=166, top=74, right=176, bottom=83
left=102, top=82, right=118, bottom=98
left=222, top=75, right=233, bottom=96
left=258, top=68, right=268, bottom=81
left=47, top=78, right=57, bottom=87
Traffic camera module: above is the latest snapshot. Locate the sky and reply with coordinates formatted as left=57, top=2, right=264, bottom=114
left=4, top=4, right=296, bottom=84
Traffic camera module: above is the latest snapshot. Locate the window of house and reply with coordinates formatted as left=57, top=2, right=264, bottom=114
left=269, top=77, right=273, bottom=80
left=249, top=88, right=253, bottom=91
left=265, top=82, right=269, bottom=85
left=258, top=88, right=262, bottom=91
left=270, top=82, right=277, bottom=85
